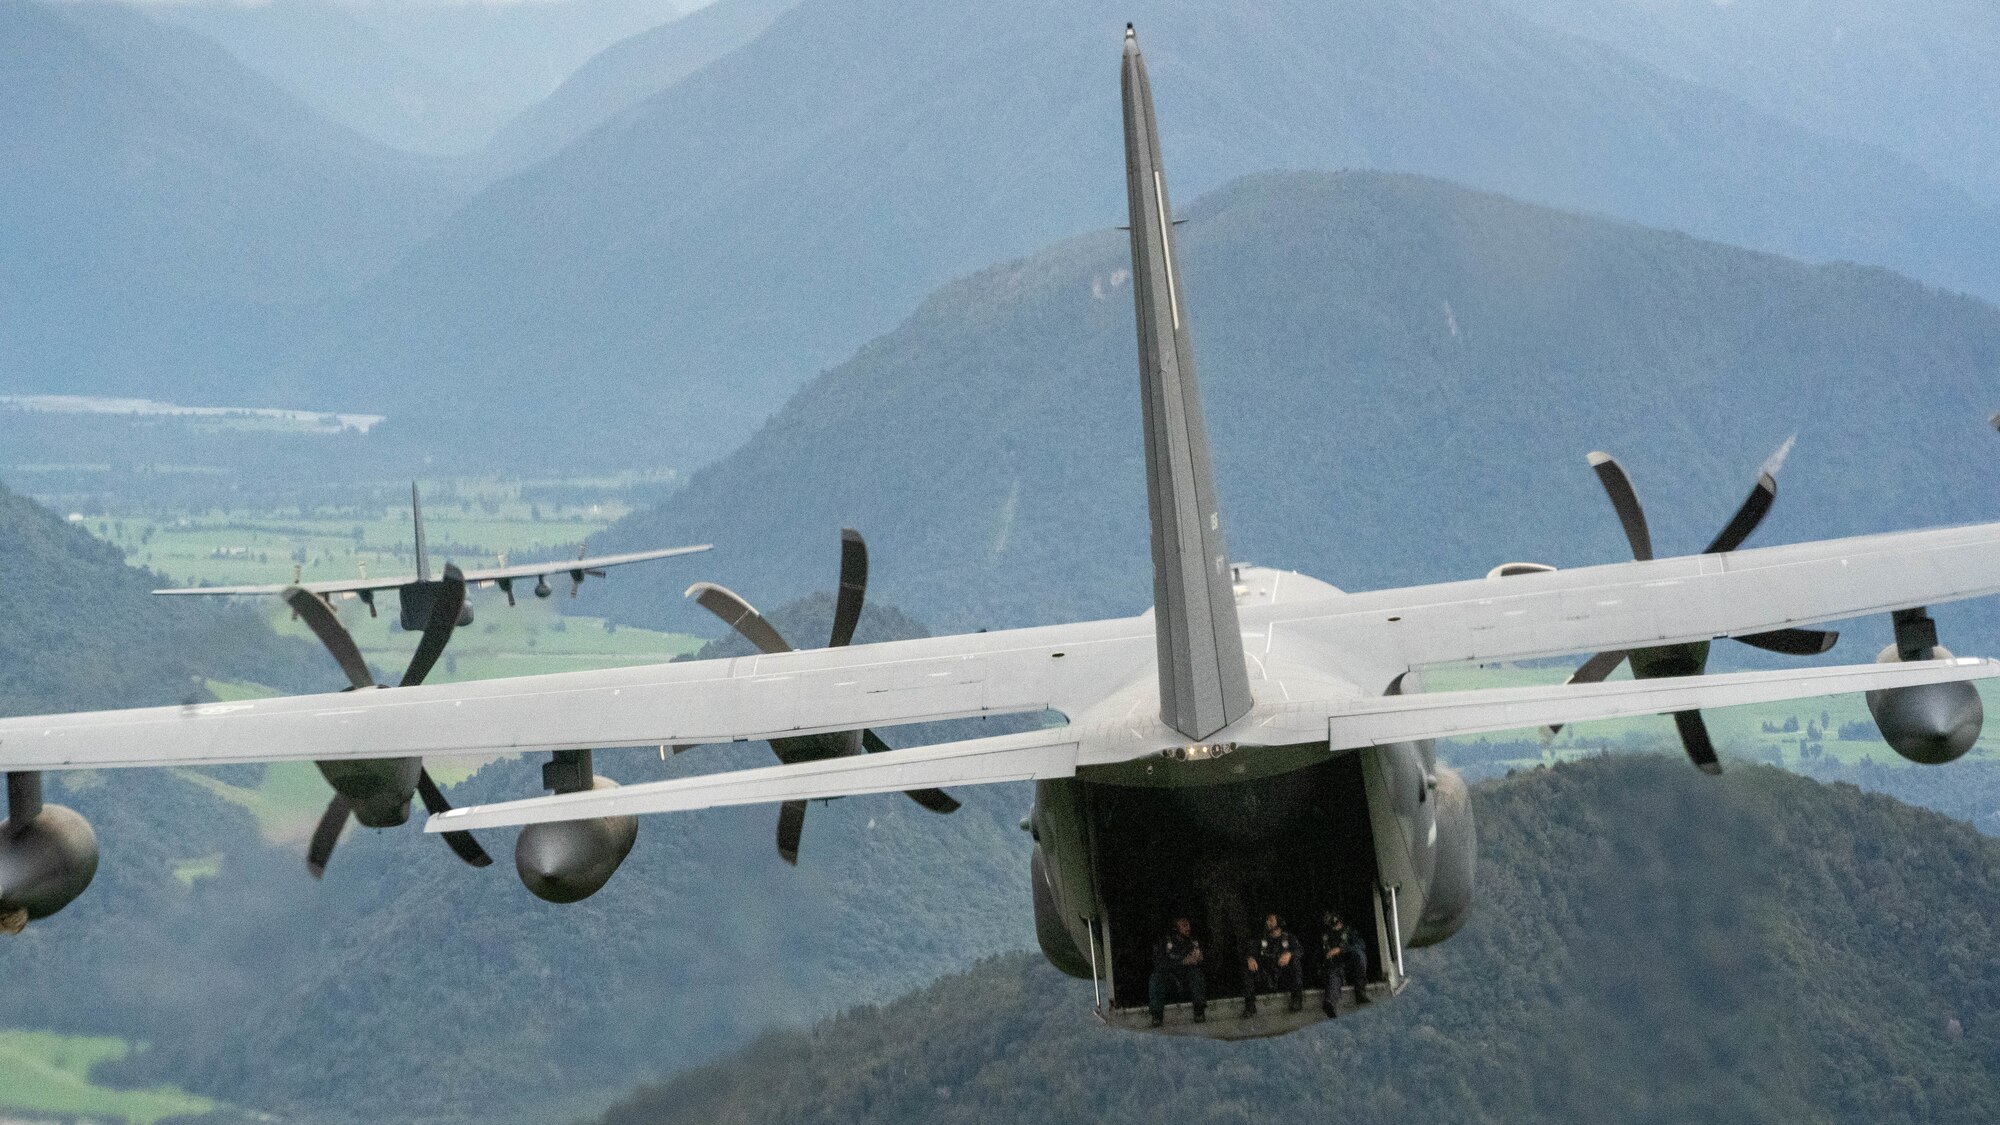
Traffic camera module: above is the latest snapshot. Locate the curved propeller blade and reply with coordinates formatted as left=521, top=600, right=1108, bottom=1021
left=686, top=583, right=793, bottom=654
left=284, top=587, right=373, bottom=690
left=1734, top=626, right=1838, bottom=656
left=1544, top=649, right=1630, bottom=739
left=861, top=729, right=960, bottom=813
left=399, top=564, right=465, bottom=687
left=1569, top=649, right=1629, bottom=686
left=306, top=793, right=352, bottom=879
left=416, top=768, right=493, bottom=868
left=829, top=528, right=868, bottom=648
left=1671, top=710, right=1723, bottom=774
left=776, top=800, right=807, bottom=866
left=1587, top=452, right=1653, bottom=561
left=1701, top=472, right=1777, bottom=555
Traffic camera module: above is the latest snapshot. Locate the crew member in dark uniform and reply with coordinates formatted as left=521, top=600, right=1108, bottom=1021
left=1241, top=912, right=1304, bottom=1016
left=1148, top=915, right=1206, bottom=1027
left=1318, top=907, right=1371, bottom=1017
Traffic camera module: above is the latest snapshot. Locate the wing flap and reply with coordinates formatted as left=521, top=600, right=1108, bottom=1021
left=1328, top=658, right=2000, bottom=746
left=427, top=730, right=1080, bottom=831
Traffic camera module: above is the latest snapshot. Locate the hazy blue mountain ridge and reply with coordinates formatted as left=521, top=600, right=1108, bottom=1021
left=148, top=0, right=690, bottom=156
left=1496, top=0, right=2000, bottom=206
left=0, top=0, right=468, bottom=404
left=268, top=0, right=2000, bottom=468
left=478, top=0, right=801, bottom=179
left=582, top=170, right=2000, bottom=646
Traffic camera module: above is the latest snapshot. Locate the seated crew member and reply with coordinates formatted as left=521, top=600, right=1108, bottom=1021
left=1148, top=915, right=1206, bottom=1027
left=1241, top=912, right=1304, bottom=1016
left=1318, top=907, right=1371, bottom=1017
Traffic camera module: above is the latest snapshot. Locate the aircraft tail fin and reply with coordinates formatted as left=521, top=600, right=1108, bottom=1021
left=411, top=482, right=431, bottom=583
left=1121, top=26, right=1252, bottom=741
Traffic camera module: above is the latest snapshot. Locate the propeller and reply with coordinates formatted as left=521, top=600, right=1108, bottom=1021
left=686, top=528, right=959, bottom=864
left=1552, top=440, right=1837, bottom=773
left=284, top=565, right=493, bottom=878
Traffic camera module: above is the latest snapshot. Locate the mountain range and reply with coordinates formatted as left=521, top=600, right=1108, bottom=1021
left=16, top=0, right=2000, bottom=471
left=150, top=0, right=691, bottom=156
left=235, top=0, right=2000, bottom=465
left=581, top=170, right=2000, bottom=642
left=0, top=0, right=467, bottom=404
left=1495, top=0, right=2000, bottom=207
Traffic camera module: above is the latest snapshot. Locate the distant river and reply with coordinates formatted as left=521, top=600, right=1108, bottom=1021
left=0, top=394, right=384, bottom=433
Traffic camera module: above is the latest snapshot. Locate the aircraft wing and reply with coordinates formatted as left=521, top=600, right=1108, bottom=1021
left=151, top=576, right=419, bottom=597
left=1271, top=521, right=2000, bottom=669
left=456, top=544, right=711, bottom=584
left=149, top=544, right=711, bottom=597
left=425, top=657, right=2000, bottom=831
left=0, top=616, right=1152, bottom=772
left=430, top=729, right=1085, bottom=831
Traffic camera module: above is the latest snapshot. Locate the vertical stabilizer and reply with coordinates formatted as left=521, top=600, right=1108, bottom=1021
left=1121, top=26, right=1252, bottom=741
left=411, top=482, right=431, bottom=583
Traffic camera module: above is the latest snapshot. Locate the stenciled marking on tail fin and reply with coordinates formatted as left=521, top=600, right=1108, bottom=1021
left=1122, top=26, right=1253, bottom=742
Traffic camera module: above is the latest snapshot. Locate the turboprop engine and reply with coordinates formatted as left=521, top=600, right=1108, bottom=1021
left=1865, top=608, right=1984, bottom=765
left=1410, top=765, right=1475, bottom=948
left=514, top=751, right=637, bottom=903
left=0, top=774, right=98, bottom=930
left=318, top=758, right=423, bottom=828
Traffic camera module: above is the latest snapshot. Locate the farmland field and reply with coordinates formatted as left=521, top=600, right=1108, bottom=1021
left=0, top=1029, right=220, bottom=1124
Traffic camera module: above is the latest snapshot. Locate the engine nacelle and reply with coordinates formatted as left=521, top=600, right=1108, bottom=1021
left=1865, top=611, right=1983, bottom=765
left=317, top=758, right=423, bottom=828
left=1410, top=766, right=1475, bottom=948
left=1030, top=846, right=1092, bottom=979
left=1867, top=642, right=1983, bottom=765
left=0, top=804, right=99, bottom=924
left=514, top=777, right=638, bottom=903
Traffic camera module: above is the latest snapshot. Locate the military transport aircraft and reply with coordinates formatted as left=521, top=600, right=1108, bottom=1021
left=153, top=483, right=710, bottom=628
left=4, top=28, right=2000, bottom=1037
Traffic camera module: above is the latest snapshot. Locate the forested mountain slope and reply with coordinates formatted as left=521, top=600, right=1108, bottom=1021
left=599, top=756, right=2000, bottom=1125
left=0, top=0, right=464, bottom=403
left=281, top=0, right=2000, bottom=465
left=0, top=480, right=320, bottom=714
left=587, top=170, right=2000, bottom=638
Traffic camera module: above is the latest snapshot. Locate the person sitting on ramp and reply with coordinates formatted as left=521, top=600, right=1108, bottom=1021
left=1242, top=912, right=1304, bottom=1016
left=1148, top=915, right=1206, bottom=1027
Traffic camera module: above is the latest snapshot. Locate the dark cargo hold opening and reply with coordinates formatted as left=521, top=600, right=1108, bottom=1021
left=1085, top=753, right=1388, bottom=1011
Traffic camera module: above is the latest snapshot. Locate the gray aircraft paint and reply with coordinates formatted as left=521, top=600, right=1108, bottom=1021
left=1121, top=27, right=1253, bottom=743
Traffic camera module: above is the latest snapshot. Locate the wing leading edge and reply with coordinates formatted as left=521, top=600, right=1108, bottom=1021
left=425, top=657, right=2000, bottom=831
left=150, top=544, right=711, bottom=597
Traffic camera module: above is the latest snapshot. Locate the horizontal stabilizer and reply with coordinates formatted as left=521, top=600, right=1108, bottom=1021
left=427, top=730, right=1080, bottom=832
left=1328, top=658, right=2000, bottom=747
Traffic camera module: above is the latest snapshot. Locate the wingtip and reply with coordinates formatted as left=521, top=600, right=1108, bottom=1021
left=1586, top=450, right=1615, bottom=467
